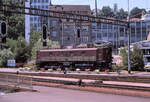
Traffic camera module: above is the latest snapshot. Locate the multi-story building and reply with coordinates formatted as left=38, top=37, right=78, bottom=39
left=25, top=0, right=51, bottom=43
left=92, top=14, right=150, bottom=53
left=49, top=5, right=92, bottom=46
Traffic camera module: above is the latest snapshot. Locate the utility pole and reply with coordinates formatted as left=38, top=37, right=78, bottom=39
left=95, top=0, right=98, bottom=41
left=95, top=0, right=98, bottom=17
left=127, top=0, right=131, bottom=74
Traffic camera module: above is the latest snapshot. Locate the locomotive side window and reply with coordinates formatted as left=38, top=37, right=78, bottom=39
left=81, top=51, right=86, bottom=54
left=49, top=52, right=53, bottom=56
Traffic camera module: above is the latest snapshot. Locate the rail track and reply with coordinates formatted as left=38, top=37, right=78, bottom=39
left=0, top=73, right=150, bottom=92
left=1, top=71, right=150, bottom=83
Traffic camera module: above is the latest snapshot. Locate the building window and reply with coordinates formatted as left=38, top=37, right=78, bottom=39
left=30, top=17, right=33, bottom=21
left=38, top=5, right=40, bottom=9
left=34, top=5, right=37, bottom=8
left=30, top=0, right=33, bottom=3
left=52, top=21, right=57, bottom=26
left=52, top=31, right=57, bottom=37
left=45, top=6, right=48, bottom=9
left=34, top=0, right=37, bottom=3
left=42, top=0, right=45, bottom=3
left=34, top=17, right=37, bottom=21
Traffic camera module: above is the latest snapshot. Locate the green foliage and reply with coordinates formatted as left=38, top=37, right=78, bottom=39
left=112, top=65, right=124, bottom=71
left=130, top=7, right=146, bottom=18
left=29, top=31, right=42, bottom=48
left=0, top=48, right=14, bottom=67
left=97, top=4, right=146, bottom=19
left=6, top=37, right=30, bottom=63
left=116, top=9, right=128, bottom=19
left=0, top=0, right=25, bottom=40
left=120, top=47, right=144, bottom=71
left=31, top=38, right=59, bottom=60
left=99, top=6, right=114, bottom=17
left=31, top=39, right=43, bottom=60
left=14, top=36, right=30, bottom=63
left=47, top=39, right=59, bottom=49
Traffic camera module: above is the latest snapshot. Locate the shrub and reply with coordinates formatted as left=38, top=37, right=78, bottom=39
left=0, top=48, right=14, bottom=67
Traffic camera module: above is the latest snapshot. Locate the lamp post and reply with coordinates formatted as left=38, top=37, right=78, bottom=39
left=127, top=0, right=131, bottom=74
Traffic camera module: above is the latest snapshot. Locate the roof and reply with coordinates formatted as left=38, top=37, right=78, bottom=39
left=40, top=48, right=98, bottom=52
left=141, top=14, right=150, bottom=21
left=49, top=5, right=91, bottom=15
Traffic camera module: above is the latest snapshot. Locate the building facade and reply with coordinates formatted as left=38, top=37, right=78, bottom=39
left=25, top=0, right=51, bottom=43
left=49, top=5, right=92, bottom=46
left=92, top=14, right=150, bottom=53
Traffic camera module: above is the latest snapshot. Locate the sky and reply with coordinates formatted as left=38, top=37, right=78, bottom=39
left=51, top=0, right=150, bottom=11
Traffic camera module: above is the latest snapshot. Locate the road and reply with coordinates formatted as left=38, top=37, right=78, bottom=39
left=0, top=86, right=150, bottom=102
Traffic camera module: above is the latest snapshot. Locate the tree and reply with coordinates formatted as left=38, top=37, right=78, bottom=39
left=0, top=0, right=25, bottom=40
left=116, top=8, right=128, bottom=19
left=29, top=31, right=42, bottom=48
left=6, top=37, right=30, bottom=63
left=120, top=47, right=144, bottom=71
left=14, top=36, right=30, bottom=63
left=98, top=6, right=114, bottom=17
left=130, top=7, right=146, bottom=18
left=31, top=39, right=43, bottom=60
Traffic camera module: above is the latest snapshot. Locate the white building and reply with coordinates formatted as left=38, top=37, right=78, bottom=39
left=25, top=0, right=51, bottom=43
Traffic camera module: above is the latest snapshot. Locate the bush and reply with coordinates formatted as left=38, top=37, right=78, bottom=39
left=0, top=48, right=14, bottom=67
left=112, top=65, right=124, bottom=71
left=120, top=47, right=144, bottom=71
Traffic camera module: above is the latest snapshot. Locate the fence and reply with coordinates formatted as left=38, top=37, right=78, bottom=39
left=0, top=73, right=33, bottom=90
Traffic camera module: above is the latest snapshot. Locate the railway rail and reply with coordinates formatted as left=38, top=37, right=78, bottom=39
left=1, top=71, right=150, bottom=83
left=1, top=73, right=150, bottom=92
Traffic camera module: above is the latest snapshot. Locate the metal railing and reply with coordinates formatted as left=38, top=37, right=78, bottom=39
left=0, top=73, right=33, bottom=90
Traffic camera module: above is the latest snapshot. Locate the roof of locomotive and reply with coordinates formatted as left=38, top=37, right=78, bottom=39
left=39, top=48, right=98, bottom=52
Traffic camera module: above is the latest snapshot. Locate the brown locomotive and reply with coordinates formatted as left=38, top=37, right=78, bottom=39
left=36, top=42, right=112, bottom=71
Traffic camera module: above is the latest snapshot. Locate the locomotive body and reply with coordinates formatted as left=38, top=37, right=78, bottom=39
left=36, top=42, right=112, bottom=70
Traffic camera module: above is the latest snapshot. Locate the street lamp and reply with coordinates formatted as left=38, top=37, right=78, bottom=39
left=127, top=0, right=131, bottom=74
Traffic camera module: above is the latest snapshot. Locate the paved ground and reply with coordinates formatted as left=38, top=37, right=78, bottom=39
left=0, top=86, right=150, bottom=102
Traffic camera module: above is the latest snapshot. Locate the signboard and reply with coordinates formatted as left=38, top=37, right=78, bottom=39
left=7, top=59, right=16, bottom=67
